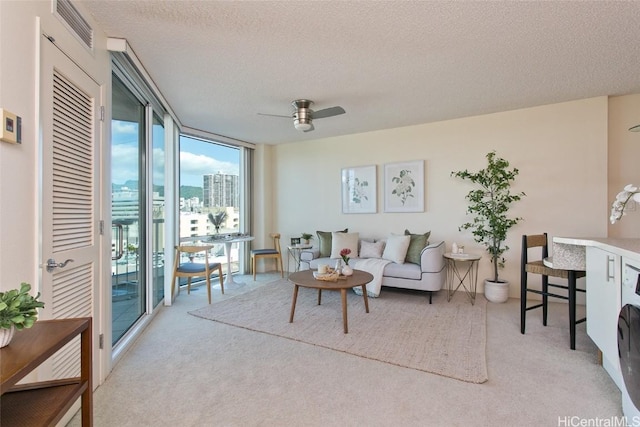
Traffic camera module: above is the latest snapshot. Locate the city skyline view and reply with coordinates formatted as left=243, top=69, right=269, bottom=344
left=180, top=135, right=240, bottom=188
left=112, top=126, right=240, bottom=188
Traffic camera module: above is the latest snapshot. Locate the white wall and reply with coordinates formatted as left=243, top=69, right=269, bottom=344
left=273, top=97, right=609, bottom=297
left=608, top=94, right=640, bottom=238
left=0, top=1, right=41, bottom=292
left=0, top=1, right=110, bottom=293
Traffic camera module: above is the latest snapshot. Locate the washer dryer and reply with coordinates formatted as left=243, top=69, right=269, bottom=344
left=619, top=262, right=640, bottom=422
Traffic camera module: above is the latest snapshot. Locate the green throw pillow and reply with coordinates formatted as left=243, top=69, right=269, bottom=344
left=404, top=229, right=431, bottom=265
left=317, top=228, right=348, bottom=257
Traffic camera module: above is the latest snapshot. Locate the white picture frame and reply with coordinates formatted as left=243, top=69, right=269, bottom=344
left=341, top=165, right=377, bottom=214
left=384, top=160, right=424, bottom=212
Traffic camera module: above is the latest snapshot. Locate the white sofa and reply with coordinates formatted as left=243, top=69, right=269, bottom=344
left=299, top=240, right=446, bottom=303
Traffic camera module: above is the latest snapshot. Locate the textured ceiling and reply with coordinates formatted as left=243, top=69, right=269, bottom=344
left=81, top=1, right=640, bottom=145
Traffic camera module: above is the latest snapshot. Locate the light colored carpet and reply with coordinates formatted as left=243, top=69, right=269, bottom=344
left=189, top=278, right=488, bottom=383
left=67, top=273, right=622, bottom=427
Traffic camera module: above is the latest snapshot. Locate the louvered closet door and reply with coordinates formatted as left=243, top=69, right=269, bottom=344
left=40, top=39, right=102, bottom=385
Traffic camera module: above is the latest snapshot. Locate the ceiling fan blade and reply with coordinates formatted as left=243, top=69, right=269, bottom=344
left=303, top=123, right=315, bottom=133
left=313, top=106, right=346, bottom=119
left=257, top=112, right=292, bottom=118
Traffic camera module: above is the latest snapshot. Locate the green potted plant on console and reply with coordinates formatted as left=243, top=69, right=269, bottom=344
left=451, top=151, right=525, bottom=303
left=0, top=282, right=45, bottom=347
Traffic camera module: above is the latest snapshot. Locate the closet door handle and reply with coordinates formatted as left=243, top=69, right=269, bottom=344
left=45, top=258, right=74, bottom=273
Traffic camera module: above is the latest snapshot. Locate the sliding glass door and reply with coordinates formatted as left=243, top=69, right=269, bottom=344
left=111, top=75, right=146, bottom=345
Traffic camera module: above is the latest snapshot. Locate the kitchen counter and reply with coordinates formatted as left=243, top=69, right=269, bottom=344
left=553, top=237, right=640, bottom=266
left=552, top=236, right=640, bottom=418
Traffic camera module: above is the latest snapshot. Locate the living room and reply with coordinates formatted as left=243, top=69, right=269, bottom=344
left=2, top=1, right=640, bottom=425
left=269, top=95, right=619, bottom=292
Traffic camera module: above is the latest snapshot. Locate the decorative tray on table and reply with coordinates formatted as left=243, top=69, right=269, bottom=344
left=313, top=269, right=341, bottom=282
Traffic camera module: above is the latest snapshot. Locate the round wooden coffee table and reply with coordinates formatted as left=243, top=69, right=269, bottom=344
left=288, top=269, right=373, bottom=333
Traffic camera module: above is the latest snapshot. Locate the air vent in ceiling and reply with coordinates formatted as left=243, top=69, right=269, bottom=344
left=55, top=0, right=93, bottom=50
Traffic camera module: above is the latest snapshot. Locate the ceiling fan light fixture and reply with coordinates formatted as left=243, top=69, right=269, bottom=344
left=629, top=124, right=640, bottom=132
left=294, top=119, right=313, bottom=131
left=293, top=108, right=313, bottom=131
left=258, top=99, right=344, bottom=133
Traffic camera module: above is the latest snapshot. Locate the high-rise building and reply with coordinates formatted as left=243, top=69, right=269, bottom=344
left=203, top=173, right=239, bottom=208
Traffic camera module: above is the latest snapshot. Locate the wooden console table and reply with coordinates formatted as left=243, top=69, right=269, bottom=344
left=0, top=317, right=93, bottom=426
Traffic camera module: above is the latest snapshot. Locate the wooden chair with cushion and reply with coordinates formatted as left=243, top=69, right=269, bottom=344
left=520, top=233, right=586, bottom=349
left=171, top=244, right=224, bottom=304
left=250, top=233, right=284, bottom=280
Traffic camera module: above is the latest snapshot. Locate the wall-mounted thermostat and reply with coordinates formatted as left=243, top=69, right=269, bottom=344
left=0, top=108, right=22, bottom=144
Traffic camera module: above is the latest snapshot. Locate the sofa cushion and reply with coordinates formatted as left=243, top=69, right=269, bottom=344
left=360, top=240, right=384, bottom=258
left=317, top=228, right=348, bottom=257
left=330, top=232, right=359, bottom=259
left=404, top=229, right=431, bottom=265
left=382, top=234, right=411, bottom=264
left=383, top=261, right=422, bottom=280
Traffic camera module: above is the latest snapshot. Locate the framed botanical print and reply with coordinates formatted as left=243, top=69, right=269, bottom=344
left=341, top=165, right=377, bottom=214
left=384, top=160, right=424, bottom=212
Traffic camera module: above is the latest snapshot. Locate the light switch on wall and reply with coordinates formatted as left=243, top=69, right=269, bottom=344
left=0, top=108, right=22, bottom=144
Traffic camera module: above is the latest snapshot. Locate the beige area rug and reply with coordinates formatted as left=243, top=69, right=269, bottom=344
left=189, top=279, right=488, bottom=384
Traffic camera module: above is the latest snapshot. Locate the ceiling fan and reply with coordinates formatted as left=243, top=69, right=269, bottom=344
left=258, top=99, right=346, bottom=132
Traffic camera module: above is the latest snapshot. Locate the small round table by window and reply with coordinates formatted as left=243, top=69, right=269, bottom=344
left=444, top=252, right=481, bottom=305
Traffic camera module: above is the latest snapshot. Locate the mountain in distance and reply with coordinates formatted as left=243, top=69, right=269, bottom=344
left=180, top=185, right=203, bottom=200
left=112, top=180, right=139, bottom=191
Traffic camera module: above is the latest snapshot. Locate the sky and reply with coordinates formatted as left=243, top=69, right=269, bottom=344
left=111, top=121, right=240, bottom=188
left=179, top=135, right=239, bottom=187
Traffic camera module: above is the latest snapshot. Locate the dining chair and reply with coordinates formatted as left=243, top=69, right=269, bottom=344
left=250, top=233, right=284, bottom=280
left=171, top=244, right=224, bottom=304
left=520, top=233, right=586, bottom=349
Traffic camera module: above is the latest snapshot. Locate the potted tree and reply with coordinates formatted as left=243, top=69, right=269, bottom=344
left=451, top=151, right=525, bottom=303
left=0, top=282, right=45, bottom=347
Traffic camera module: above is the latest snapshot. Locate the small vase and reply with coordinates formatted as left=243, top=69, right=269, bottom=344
left=0, top=325, right=16, bottom=348
left=342, top=265, right=353, bottom=276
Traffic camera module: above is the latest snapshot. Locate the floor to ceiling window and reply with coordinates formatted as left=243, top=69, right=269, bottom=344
left=109, top=49, right=253, bottom=355
left=178, top=135, right=246, bottom=278
left=111, top=74, right=146, bottom=345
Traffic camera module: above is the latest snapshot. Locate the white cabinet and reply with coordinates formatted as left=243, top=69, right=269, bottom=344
left=586, top=246, right=622, bottom=388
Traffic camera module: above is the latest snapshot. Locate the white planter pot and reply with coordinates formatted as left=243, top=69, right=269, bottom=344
left=0, top=325, right=16, bottom=348
left=484, top=279, right=510, bottom=303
